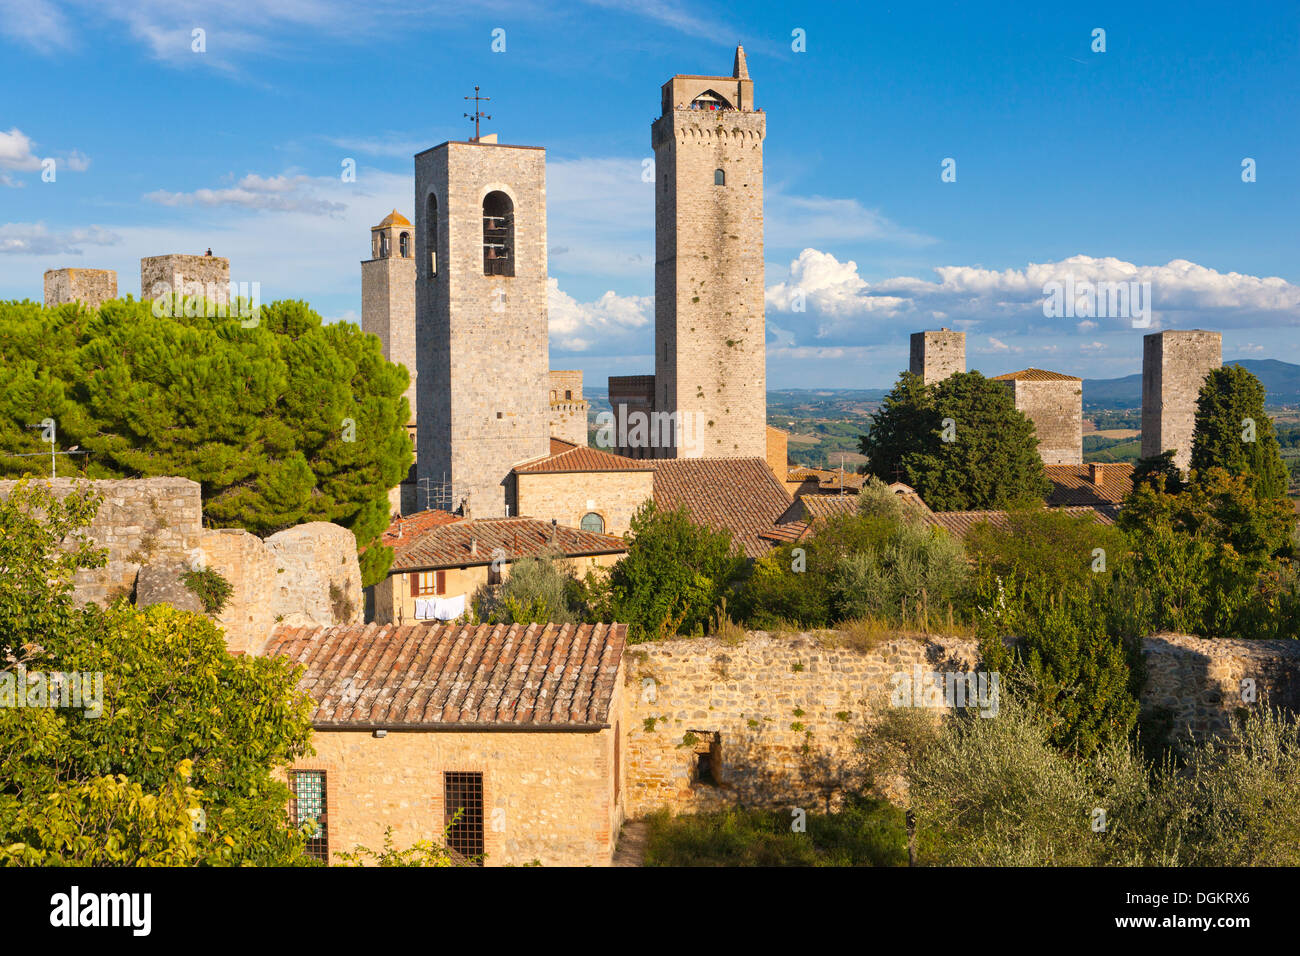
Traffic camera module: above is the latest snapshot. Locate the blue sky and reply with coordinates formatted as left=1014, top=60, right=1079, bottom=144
left=1, top=0, right=1297, bottom=388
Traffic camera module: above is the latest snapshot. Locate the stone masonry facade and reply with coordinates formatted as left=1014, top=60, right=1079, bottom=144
left=515, top=468, right=654, bottom=537
left=909, top=329, right=966, bottom=385
left=653, top=52, right=766, bottom=459
left=623, top=632, right=981, bottom=815
left=999, top=375, right=1083, bottom=465
left=43, top=268, right=118, bottom=310
left=1141, top=329, right=1222, bottom=471
left=0, top=478, right=361, bottom=654
left=548, top=370, right=589, bottom=446
left=292, top=675, right=626, bottom=867
left=415, top=141, right=550, bottom=516
left=140, top=254, right=231, bottom=305
left=362, top=219, right=418, bottom=431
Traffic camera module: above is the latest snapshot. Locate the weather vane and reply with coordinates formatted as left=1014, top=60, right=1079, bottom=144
left=464, top=86, right=491, bottom=140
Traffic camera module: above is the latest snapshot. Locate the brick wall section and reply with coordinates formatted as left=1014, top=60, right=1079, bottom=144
left=1141, top=330, right=1223, bottom=471
left=43, top=268, right=117, bottom=309
left=140, top=255, right=231, bottom=304
left=654, top=86, right=766, bottom=459
left=0, top=477, right=202, bottom=606
left=622, top=632, right=981, bottom=815
left=1141, top=634, right=1300, bottom=741
left=1003, top=378, right=1083, bottom=465
left=515, top=469, right=653, bottom=536
left=289, top=672, right=625, bottom=866
left=415, top=141, right=550, bottom=516
left=909, top=330, right=965, bottom=385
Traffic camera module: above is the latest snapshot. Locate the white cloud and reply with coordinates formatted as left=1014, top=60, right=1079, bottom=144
left=0, top=0, right=73, bottom=52
left=765, top=249, right=1300, bottom=347
left=766, top=194, right=937, bottom=249
left=145, top=173, right=348, bottom=215
left=0, top=223, right=122, bottom=255
left=548, top=278, right=651, bottom=352
left=0, top=128, right=43, bottom=173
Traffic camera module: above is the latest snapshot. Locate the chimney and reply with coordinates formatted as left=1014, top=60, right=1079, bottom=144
left=470, top=537, right=478, bottom=556
left=1089, top=462, right=1105, bottom=485
left=459, top=495, right=472, bottom=521
left=549, top=517, right=557, bottom=545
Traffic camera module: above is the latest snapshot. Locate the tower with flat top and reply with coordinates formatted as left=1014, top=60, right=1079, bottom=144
left=652, top=46, right=766, bottom=458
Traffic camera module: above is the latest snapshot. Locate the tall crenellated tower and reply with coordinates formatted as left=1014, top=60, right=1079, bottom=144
left=362, top=210, right=418, bottom=439
left=653, top=46, right=766, bottom=458
left=414, top=135, right=550, bottom=516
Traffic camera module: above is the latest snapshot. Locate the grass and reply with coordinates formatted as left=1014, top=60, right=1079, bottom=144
left=641, top=799, right=909, bottom=866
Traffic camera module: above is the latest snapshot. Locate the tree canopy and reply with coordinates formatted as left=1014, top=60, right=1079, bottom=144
left=0, top=297, right=413, bottom=585
left=859, top=371, right=1051, bottom=510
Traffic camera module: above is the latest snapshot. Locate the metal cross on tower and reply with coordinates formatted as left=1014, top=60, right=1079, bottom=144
left=464, top=86, right=491, bottom=141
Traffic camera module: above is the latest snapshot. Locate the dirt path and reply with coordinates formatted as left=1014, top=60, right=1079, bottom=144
left=612, top=819, right=648, bottom=867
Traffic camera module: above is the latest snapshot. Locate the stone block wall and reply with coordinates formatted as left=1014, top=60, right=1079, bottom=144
left=43, top=268, right=118, bottom=309
left=514, top=469, right=653, bottom=537
left=264, top=523, right=364, bottom=633
left=1003, top=377, right=1083, bottom=465
left=0, top=477, right=203, bottom=606
left=1141, top=330, right=1223, bottom=470
left=909, top=329, right=965, bottom=385
left=293, top=675, right=625, bottom=867
left=140, top=254, right=231, bottom=304
left=622, top=632, right=980, bottom=816
left=548, top=370, right=589, bottom=445
left=1141, top=634, right=1300, bottom=741
left=361, top=252, right=417, bottom=428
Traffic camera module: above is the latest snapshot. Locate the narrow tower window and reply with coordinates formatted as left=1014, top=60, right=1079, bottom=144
left=399, top=231, right=410, bottom=257
left=379, top=232, right=391, bottom=257
left=483, top=191, right=515, bottom=277
left=714, top=168, right=725, bottom=186
left=426, top=193, right=439, bottom=277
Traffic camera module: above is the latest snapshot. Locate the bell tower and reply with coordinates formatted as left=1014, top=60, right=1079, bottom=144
left=653, top=45, right=766, bottom=458
left=361, top=209, right=417, bottom=440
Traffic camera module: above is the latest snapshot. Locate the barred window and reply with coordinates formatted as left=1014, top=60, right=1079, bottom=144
left=444, top=771, right=485, bottom=865
left=289, top=770, right=328, bottom=863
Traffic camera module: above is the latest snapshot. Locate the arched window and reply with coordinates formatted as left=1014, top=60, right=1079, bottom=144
left=580, top=512, right=605, bottom=534
left=379, top=232, right=391, bottom=257
left=399, top=232, right=410, bottom=257
left=371, top=232, right=380, bottom=258
left=425, top=193, right=439, bottom=277
left=483, top=191, right=514, bottom=277
left=714, top=168, right=725, bottom=186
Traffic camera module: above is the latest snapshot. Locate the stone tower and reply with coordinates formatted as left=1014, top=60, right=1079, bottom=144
left=992, top=368, right=1083, bottom=465
left=414, top=136, right=550, bottom=517
left=362, top=210, right=417, bottom=434
left=44, top=268, right=117, bottom=309
left=909, top=329, right=965, bottom=385
left=1141, top=329, right=1222, bottom=471
left=140, top=254, right=230, bottom=305
left=653, top=45, right=766, bottom=459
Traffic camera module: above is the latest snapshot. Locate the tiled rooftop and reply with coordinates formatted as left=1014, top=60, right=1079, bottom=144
left=265, top=621, right=626, bottom=729
left=991, top=368, right=1082, bottom=382
left=389, top=515, right=626, bottom=572
left=515, top=441, right=655, bottom=474
left=1045, top=463, right=1134, bottom=507
left=653, top=457, right=793, bottom=559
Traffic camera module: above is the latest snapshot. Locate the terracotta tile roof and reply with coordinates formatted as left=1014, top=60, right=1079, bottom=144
left=758, top=522, right=811, bottom=544
left=652, top=457, right=794, bottom=559
left=787, top=467, right=869, bottom=491
left=549, top=437, right=578, bottom=454
left=927, top=506, right=1118, bottom=538
left=991, top=368, right=1082, bottom=382
left=800, top=495, right=859, bottom=523
left=376, top=209, right=411, bottom=228
left=389, top=515, right=627, bottom=572
left=515, top=443, right=655, bottom=474
left=1045, top=463, right=1134, bottom=507
left=380, top=510, right=463, bottom=548
left=265, top=622, right=626, bottom=729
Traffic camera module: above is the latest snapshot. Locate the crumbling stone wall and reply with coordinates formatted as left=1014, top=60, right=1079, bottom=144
left=43, top=268, right=118, bottom=309
left=140, top=254, right=231, bottom=304
left=1141, top=633, right=1300, bottom=742
left=622, top=632, right=981, bottom=816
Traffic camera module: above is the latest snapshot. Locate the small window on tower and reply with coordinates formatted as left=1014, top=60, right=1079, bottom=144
left=399, top=232, right=410, bottom=257
left=380, top=232, right=391, bottom=257
left=483, top=191, right=515, bottom=277
left=714, top=168, right=725, bottom=186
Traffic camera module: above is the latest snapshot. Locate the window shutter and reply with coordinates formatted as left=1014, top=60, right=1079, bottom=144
left=436, top=570, right=446, bottom=595
left=410, top=572, right=419, bottom=597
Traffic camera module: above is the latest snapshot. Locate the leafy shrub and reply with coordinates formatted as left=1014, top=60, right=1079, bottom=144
left=183, top=566, right=234, bottom=615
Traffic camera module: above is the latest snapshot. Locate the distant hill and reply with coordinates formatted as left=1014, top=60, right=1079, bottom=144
left=1083, top=359, right=1300, bottom=409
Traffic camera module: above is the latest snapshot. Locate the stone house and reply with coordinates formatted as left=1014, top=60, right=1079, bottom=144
left=370, top=511, right=627, bottom=625
left=264, top=621, right=628, bottom=866
left=512, top=437, right=656, bottom=537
